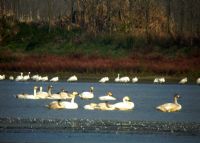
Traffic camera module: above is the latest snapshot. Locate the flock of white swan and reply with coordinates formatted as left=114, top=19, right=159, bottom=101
left=0, top=72, right=200, bottom=84
left=0, top=72, right=198, bottom=112
left=15, top=85, right=181, bottom=112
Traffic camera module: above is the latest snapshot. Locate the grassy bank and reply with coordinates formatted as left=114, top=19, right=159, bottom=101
left=0, top=21, right=200, bottom=79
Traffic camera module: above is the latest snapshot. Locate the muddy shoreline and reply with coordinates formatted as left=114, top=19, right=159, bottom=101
left=0, top=117, right=199, bottom=136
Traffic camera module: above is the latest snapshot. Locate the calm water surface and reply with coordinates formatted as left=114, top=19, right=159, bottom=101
left=0, top=81, right=200, bottom=143
left=0, top=131, right=200, bottom=143
left=0, top=81, right=199, bottom=122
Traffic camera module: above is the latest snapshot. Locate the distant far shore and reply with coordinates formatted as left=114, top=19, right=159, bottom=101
left=0, top=53, right=199, bottom=84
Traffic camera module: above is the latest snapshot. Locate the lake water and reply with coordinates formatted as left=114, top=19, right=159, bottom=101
left=0, top=80, right=200, bottom=142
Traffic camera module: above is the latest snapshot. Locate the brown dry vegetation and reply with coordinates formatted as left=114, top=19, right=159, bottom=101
left=0, top=51, right=199, bottom=76
left=0, top=0, right=199, bottom=78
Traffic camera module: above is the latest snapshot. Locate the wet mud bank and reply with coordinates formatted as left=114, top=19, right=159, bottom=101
left=0, top=117, right=199, bottom=135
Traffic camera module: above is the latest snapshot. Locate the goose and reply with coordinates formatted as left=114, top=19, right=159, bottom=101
left=0, top=75, right=5, bottom=80
left=79, top=87, right=94, bottom=99
left=50, top=77, right=59, bottom=82
left=23, top=72, right=30, bottom=81
left=16, top=86, right=39, bottom=99
left=67, top=75, right=78, bottom=82
left=197, top=78, right=200, bottom=84
left=98, top=92, right=116, bottom=101
left=98, top=102, right=115, bottom=111
left=119, top=76, right=130, bottom=83
left=15, top=72, right=23, bottom=81
left=99, top=77, right=109, bottom=83
left=59, top=92, right=79, bottom=109
left=156, top=94, right=182, bottom=112
left=132, top=77, right=138, bottom=83
left=84, top=103, right=98, bottom=110
left=9, top=76, right=14, bottom=80
left=114, top=74, right=120, bottom=82
left=36, top=86, right=49, bottom=99
left=113, top=96, right=134, bottom=110
left=179, top=77, right=187, bottom=84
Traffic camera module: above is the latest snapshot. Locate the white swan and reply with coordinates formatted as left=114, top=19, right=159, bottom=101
left=59, top=92, right=79, bottom=109
left=84, top=103, right=98, bottom=110
left=50, top=77, right=59, bottom=82
left=132, top=77, right=138, bottom=83
left=35, top=76, right=42, bottom=81
left=9, top=76, right=14, bottom=80
left=22, top=72, right=30, bottom=81
left=98, top=102, right=115, bottom=111
left=84, top=102, right=115, bottom=111
left=119, top=76, right=130, bottom=83
left=16, top=86, right=39, bottom=99
left=79, top=87, right=94, bottom=99
left=114, top=74, right=120, bottom=82
left=154, top=77, right=165, bottom=83
left=67, top=75, right=78, bottom=82
left=47, top=85, right=61, bottom=99
left=0, top=75, right=5, bottom=80
left=99, top=77, right=109, bottom=83
left=154, top=78, right=159, bottom=83
left=58, top=89, right=74, bottom=99
left=156, top=94, right=182, bottom=112
left=98, top=92, right=116, bottom=101
left=47, top=92, right=78, bottom=110
left=159, top=77, right=165, bottom=83
left=113, top=96, right=134, bottom=110
left=31, top=74, right=39, bottom=80
left=36, top=86, right=49, bottom=99
left=15, top=72, right=23, bottom=81
left=179, top=77, right=187, bottom=84
left=197, top=78, right=200, bottom=84
left=41, top=76, right=48, bottom=81
left=46, top=100, right=63, bottom=109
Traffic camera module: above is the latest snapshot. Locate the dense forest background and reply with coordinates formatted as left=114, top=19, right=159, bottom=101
left=0, top=0, right=200, bottom=77
left=1, top=0, right=200, bottom=43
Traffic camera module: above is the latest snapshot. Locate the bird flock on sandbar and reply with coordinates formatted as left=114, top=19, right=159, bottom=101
left=0, top=72, right=198, bottom=112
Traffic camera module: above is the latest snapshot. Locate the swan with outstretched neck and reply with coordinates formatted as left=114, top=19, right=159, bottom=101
left=15, top=72, right=23, bottom=81
left=47, top=85, right=61, bottom=99
left=16, top=86, right=39, bottom=99
left=36, top=86, right=49, bottom=99
left=115, top=74, right=120, bottom=82
left=156, top=94, right=182, bottom=112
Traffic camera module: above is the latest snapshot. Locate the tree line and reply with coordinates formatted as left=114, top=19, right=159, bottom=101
left=0, top=0, right=200, bottom=46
